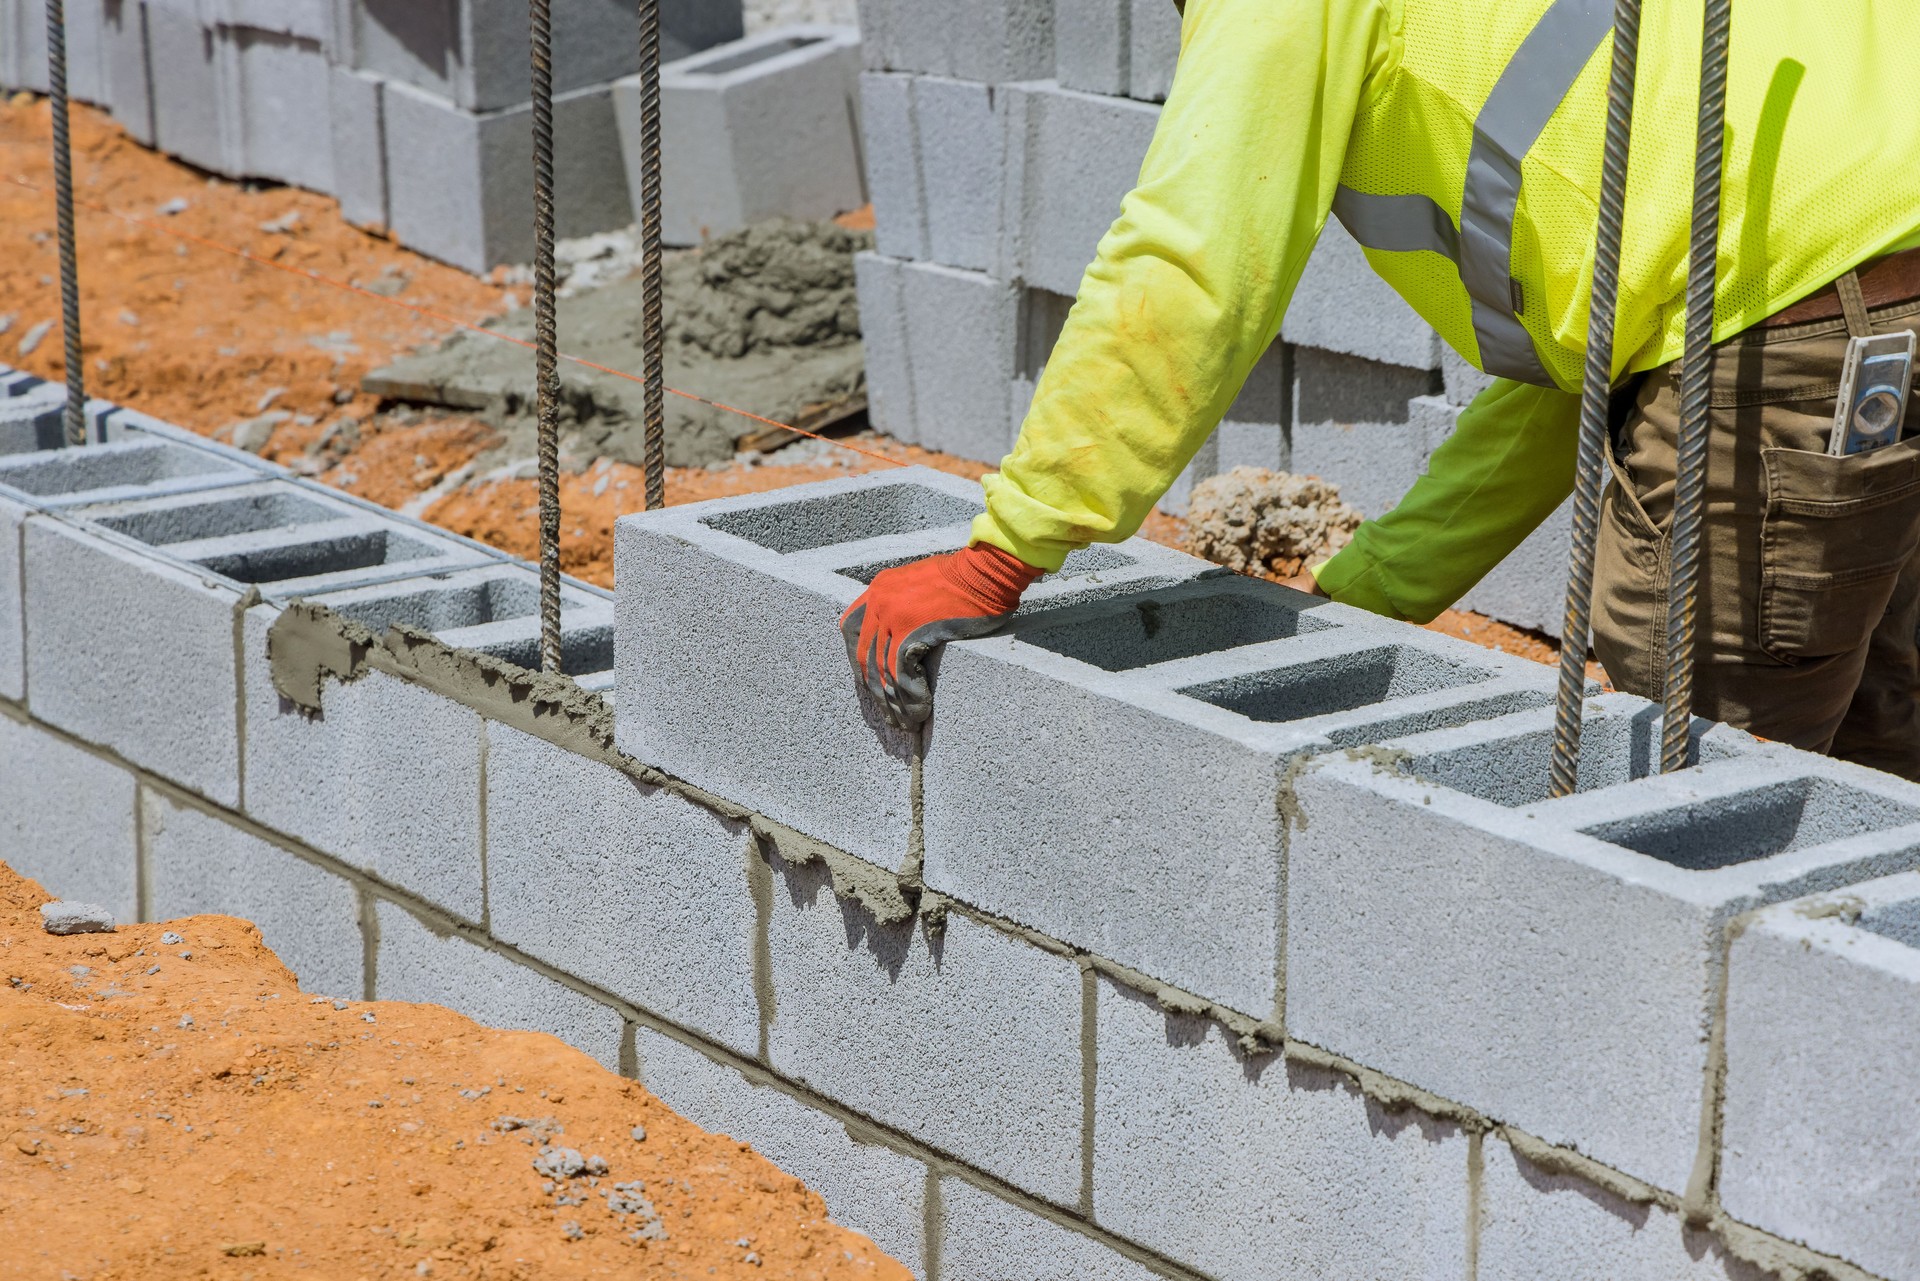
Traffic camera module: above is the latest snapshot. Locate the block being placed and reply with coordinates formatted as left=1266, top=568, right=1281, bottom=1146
left=938, top=1178, right=1163, bottom=1281
left=331, top=0, right=740, bottom=114
left=614, top=467, right=1204, bottom=868
left=765, top=849, right=1084, bottom=1205
left=0, top=713, right=138, bottom=923
left=634, top=1027, right=930, bottom=1270
left=384, top=78, right=633, bottom=273
left=485, top=725, right=762, bottom=1057
left=142, top=789, right=363, bottom=997
left=1719, top=872, right=1920, bottom=1281
left=623, top=25, right=862, bottom=247
left=1289, top=349, right=1438, bottom=519
left=998, top=81, right=1159, bottom=298
left=1284, top=219, right=1444, bottom=370
left=1092, top=975, right=1470, bottom=1281
left=373, top=898, right=624, bottom=1070
left=1286, top=710, right=1920, bottom=1195
left=925, top=574, right=1555, bottom=1017
left=1476, top=1133, right=1758, bottom=1281
left=856, top=0, right=1051, bottom=83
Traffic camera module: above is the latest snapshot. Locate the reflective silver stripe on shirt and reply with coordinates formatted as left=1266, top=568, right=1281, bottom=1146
left=1333, top=0, right=1613, bottom=386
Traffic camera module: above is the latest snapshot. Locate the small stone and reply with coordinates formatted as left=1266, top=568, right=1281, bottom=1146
left=178, top=1014, right=194, bottom=1029
left=584, top=1155, right=608, bottom=1177
left=629, top=1125, right=647, bottom=1143
left=259, top=210, right=302, bottom=234
left=145, top=965, right=160, bottom=975
left=561, top=1221, right=584, bottom=1242
left=157, top=197, right=189, bottom=215
left=41, top=902, right=115, bottom=936
left=17, top=319, right=52, bottom=358
left=160, top=932, right=183, bottom=946
left=332, top=999, right=349, bottom=1011
left=532, top=1146, right=587, bottom=1180
left=222, top=1242, right=266, bottom=1258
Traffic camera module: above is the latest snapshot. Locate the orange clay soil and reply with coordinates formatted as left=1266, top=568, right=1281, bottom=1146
left=0, top=861, right=910, bottom=1281
left=0, top=95, right=1562, bottom=666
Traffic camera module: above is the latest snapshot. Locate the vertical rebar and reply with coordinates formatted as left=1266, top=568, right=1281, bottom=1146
left=637, top=0, right=666, bottom=511
left=46, top=0, right=86, bottom=446
left=1661, top=0, right=1732, bottom=774
left=529, top=0, right=563, bottom=674
left=1549, top=0, right=1643, bottom=798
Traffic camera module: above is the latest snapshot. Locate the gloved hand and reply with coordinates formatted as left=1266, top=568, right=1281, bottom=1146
left=839, top=543, right=1045, bottom=728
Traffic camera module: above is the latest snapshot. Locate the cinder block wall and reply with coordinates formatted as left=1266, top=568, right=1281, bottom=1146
left=850, top=0, right=1571, bottom=635
left=4, top=363, right=1916, bottom=1280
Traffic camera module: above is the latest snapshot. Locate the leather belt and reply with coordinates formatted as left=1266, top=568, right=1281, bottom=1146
left=1763, top=245, right=1920, bottom=328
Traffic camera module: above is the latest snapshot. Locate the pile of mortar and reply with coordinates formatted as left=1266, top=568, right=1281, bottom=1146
left=364, top=218, right=872, bottom=470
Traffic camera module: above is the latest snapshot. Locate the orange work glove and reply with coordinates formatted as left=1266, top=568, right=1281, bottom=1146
left=838, top=543, right=1045, bottom=728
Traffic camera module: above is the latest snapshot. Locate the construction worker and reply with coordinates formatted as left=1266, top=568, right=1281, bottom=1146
left=840, top=0, right=1920, bottom=777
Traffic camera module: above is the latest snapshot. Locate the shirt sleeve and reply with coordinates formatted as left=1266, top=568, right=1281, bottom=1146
left=969, top=0, right=1397, bottom=571
left=1311, top=378, right=1581, bottom=622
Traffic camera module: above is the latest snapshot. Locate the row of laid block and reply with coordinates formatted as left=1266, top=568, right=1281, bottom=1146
left=611, top=467, right=1920, bottom=1212
left=860, top=73, right=1443, bottom=371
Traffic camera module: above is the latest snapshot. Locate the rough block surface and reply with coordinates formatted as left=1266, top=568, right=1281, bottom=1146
left=1093, top=976, right=1469, bottom=1280
left=485, top=724, right=762, bottom=1057
left=938, top=1178, right=1162, bottom=1281
left=635, top=1027, right=930, bottom=1271
left=1290, top=348, right=1439, bottom=518
left=766, top=851, right=1085, bottom=1205
left=856, top=0, right=1052, bottom=83
left=373, top=898, right=624, bottom=1071
left=0, top=715, right=138, bottom=922
left=142, top=790, right=363, bottom=998
left=1283, top=221, right=1442, bottom=370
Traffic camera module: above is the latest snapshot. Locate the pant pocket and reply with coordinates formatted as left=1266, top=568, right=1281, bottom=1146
left=1590, top=450, right=1666, bottom=695
left=1760, top=441, right=1920, bottom=660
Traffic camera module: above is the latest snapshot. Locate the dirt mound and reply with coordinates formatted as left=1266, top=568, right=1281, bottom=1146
left=1183, top=466, right=1365, bottom=578
left=365, top=219, right=873, bottom=470
left=0, top=860, right=908, bottom=1280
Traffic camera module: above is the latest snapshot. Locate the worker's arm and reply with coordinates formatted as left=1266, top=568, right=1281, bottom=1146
left=969, top=0, right=1396, bottom=570
left=1312, top=379, right=1581, bottom=622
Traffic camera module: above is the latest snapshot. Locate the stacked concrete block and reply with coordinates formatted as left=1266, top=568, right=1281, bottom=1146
left=326, top=65, right=387, bottom=228
left=633, top=1027, right=931, bottom=1270
left=1052, top=0, right=1179, bottom=105
left=1289, top=349, right=1440, bottom=519
left=613, top=466, right=1204, bottom=867
left=925, top=572, right=1555, bottom=1016
left=0, top=495, right=27, bottom=700
left=938, top=1179, right=1165, bottom=1281
left=624, top=25, right=863, bottom=246
left=372, top=897, right=625, bottom=1070
left=1092, top=975, right=1470, bottom=1279
left=142, top=787, right=364, bottom=997
left=855, top=0, right=1052, bottom=84
left=1475, top=1134, right=1761, bottom=1281
left=764, top=850, right=1085, bottom=1203
left=485, top=724, right=763, bottom=1056
left=0, top=0, right=111, bottom=102
left=1125, top=0, right=1179, bottom=103
left=383, top=77, right=633, bottom=274
left=1282, top=219, right=1444, bottom=372
left=1719, top=873, right=1920, bottom=1281
left=1286, top=712, right=1920, bottom=1195
left=0, top=713, right=139, bottom=923
left=858, top=71, right=1004, bottom=270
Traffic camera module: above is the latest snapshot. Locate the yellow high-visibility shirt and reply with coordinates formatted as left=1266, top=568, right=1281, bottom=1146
left=969, top=0, right=1920, bottom=622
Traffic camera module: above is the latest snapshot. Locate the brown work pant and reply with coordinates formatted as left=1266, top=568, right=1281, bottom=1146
left=1591, top=295, right=1920, bottom=780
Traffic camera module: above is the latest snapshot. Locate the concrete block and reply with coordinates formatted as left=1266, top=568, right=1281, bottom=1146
left=938, top=1178, right=1161, bottom=1281
left=853, top=251, right=914, bottom=436
left=1719, top=873, right=1920, bottom=1281
left=1286, top=723, right=1920, bottom=1195
left=485, top=724, right=761, bottom=1057
left=858, top=72, right=924, bottom=261
left=23, top=516, right=242, bottom=805
left=765, top=849, right=1085, bottom=1205
left=0, top=494, right=26, bottom=700
left=925, top=575, right=1554, bottom=1016
left=144, top=0, right=232, bottom=175
left=373, top=898, right=624, bottom=1070
left=328, top=65, right=386, bottom=228
left=913, top=75, right=1003, bottom=272
left=83, top=480, right=489, bottom=596
left=998, top=81, right=1159, bottom=298
left=0, top=0, right=108, bottom=100
left=0, top=438, right=254, bottom=509
left=856, top=0, right=1051, bottom=83
left=229, top=23, right=335, bottom=191
left=1092, top=974, right=1469, bottom=1280
left=1476, top=1133, right=1764, bottom=1281
left=1283, top=219, right=1443, bottom=370
left=627, top=25, right=863, bottom=247
left=102, top=0, right=156, bottom=146
left=383, top=78, right=633, bottom=273
left=240, top=604, right=485, bottom=923
left=141, top=788, right=363, bottom=997
left=900, top=259, right=1020, bottom=462
left=1125, top=0, right=1180, bottom=102
left=1289, top=349, right=1439, bottom=519
left=633, top=1027, right=929, bottom=1270
left=332, top=0, right=739, bottom=114
left=614, top=468, right=1201, bottom=867
left=1053, top=0, right=1125, bottom=97
left=0, top=713, right=138, bottom=923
